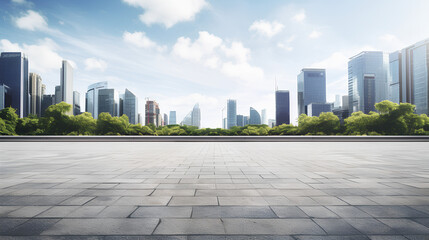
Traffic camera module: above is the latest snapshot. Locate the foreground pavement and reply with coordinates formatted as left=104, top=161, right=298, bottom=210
left=0, top=142, right=428, bottom=239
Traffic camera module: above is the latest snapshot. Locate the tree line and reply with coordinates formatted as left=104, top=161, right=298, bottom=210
left=1, top=100, right=429, bottom=136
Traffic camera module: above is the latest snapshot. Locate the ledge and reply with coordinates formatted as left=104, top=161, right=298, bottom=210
left=0, top=135, right=428, bottom=142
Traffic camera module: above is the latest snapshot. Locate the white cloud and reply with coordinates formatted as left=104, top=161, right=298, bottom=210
left=379, top=34, right=404, bottom=52
left=0, top=38, right=64, bottom=73
left=249, top=20, right=284, bottom=38
left=310, top=52, right=348, bottom=70
left=122, top=0, right=207, bottom=28
left=292, top=11, right=306, bottom=22
left=85, top=58, right=107, bottom=72
left=277, top=43, right=293, bottom=52
left=15, top=10, right=48, bottom=31
left=123, top=31, right=166, bottom=51
left=172, top=31, right=222, bottom=63
left=309, top=30, right=322, bottom=39
left=11, top=0, right=31, bottom=5
left=221, top=62, right=264, bottom=84
left=221, top=42, right=250, bottom=63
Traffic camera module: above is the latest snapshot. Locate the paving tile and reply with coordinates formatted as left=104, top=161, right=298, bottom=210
left=59, top=196, right=95, bottom=206
left=66, top=206, right=106, bottom=217
left=299, top=206, right=339, bottom=218
left=113, top=196, right=171, bottom=206
left=218, top=197, right=268, bottom=206
left=378, top=219, right=429, bottom=234
left=223, top=218, right=325, bottom=234
left=7, top=206, right=50, bottom=218
left=345, top=218, right=397, bottom=235
left=36, top=206, right=80, bottom=218
left=151, top=189, right=195, bottom=196
left=326, top=206, right=372, bottom=218
left=359, top=206, right=429, bottom=218
left=271, top=206, right=308, bottom=218
left=41, top=218, right=159, bottom=235
left=0, top=218, right=28, bottom=234
left=96, top=206, right=137, bottom=218
left=192, top=206, right=276, bottom=218
left=313, top=218, right=361, bottom=235
left=131, top=206, right=192, bottom=218
left=169, top=197, right=218, bottom=206
left=153, top=219, right=225, bottom=234
left=5, top=218, right=61, bottom=236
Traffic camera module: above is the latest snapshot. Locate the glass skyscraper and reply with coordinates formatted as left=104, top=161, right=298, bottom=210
left=388, top=51, right=401, bottom=104
left=249, top=107, right=261, bottom=125
left=122, top=88, right=138, bottom=124
left=86, top=81, right=111, bottom=119
left=275, top=90, right=290, bottom=125
left=41, top=94, right=55, bottom=117
left=307, top=103, right=332, bottom=117
left=60, top=60, right=74, bottom=115
left=181, top=103, right=201, bottom=128
left=29, top=73, right=42, bottom=117
left=163, top=113, right=168, bottom=125
left=236, top=114, right=244, bottom=127
left=297, top=69, right=326, bottom=115
left=169, top=111, right=176, bottom=125
left=348, top=51, right=389, bottom=114
left=98, top=89, right=119, bottom=117
left=0, top=52, right=29, bottom=118
left=145, top=100, right=160, bottom=127
left=73, top=91, right=80, bottom=116
left=227, top=99, right=237, bottom=129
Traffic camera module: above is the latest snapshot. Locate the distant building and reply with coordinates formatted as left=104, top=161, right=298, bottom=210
left=348, top=51, right=388, bottom=114
left=181, top=103, right=201, bottom=128
left=145, top=100, right=160, bottom=127
left=164, top=113, right=168, bottom=125
left=333, top=108, right=349, bottom=124
left=41, top=94, right=55, bottom=117
left=73, top=91, right=80, bottom=115
left=275, top=90, right=290, bottom=125
left=334, top=95, right=341, bottom=109
left=122, top=89, right=138, bottom=124
left=223, top=117, right=227, bottom=129
left=307, top=103, right=332, bottom=117
left=298, top=69, right=326, bottom=115
left=236, top=114, right=244, bottom=127
left=138, top=113, right=143, bottom=125
left=55, top=85, right=62, bottom=104
left=0, top=52, right=29, bottom=118
left=227, top=99, right=237, bottom=129
left=268, top=119, right=276, bottom=128
left=261, top=109, right=267, bottom=125
left=342, top=95, right=349, bottom=110
left=60, top=60, right=73, bottom=115
left=29, top=73, right=42, bottom=117
left=249, top=107, right=261, bottom=125
left=243, top=116, right=249, bottom=126
left=86, top=82, right=119, bottom=119
left=169, top=111, right=177, bottom=125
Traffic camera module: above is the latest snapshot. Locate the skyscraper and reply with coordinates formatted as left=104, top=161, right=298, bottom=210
left=227, top=99, right=237, bottom=129
left=181, top=103, right=201, bottom=128
left=122, top=89, right=138, bottom=124
left=236, top=114, right=244, bottom=127
left=388, top=51, right=401, bottom=104
left=249, top=107, right=261, bottom=125
left=145, top=100, right=160, bottom=127
left=297, top=69, right=327, bottom=115
left=169, top=111, right=176, bottom=125
left=261, top=109, right=267, bottom=125
left=397, top=39, right=429, bottom=114
left=334, top=95, right=341, bottom=109
left=85, top=81, right=120, bottom=119
left=55, top=85, right=62, bottom=104
left=164, top=113, right=168, bottom=125
left=307, top=103, right=332, bottom=117
left=41, top=94, right=55, bottom=117
left=342, top=95, right=349, bottom=110
left=60, top=60, right=73, bottom=115
left=29, top=73, right=42, bottom=117
left=348, top=51, right=389, bottom=114
left=243, top=116, right=249, bottom=126
left=0, top=52, right=29, bottom=118
left=73, top=91, right=80, bottom=115
left=275, top=90, right=290, bottom=125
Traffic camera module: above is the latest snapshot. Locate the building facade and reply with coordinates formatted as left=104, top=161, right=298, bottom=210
left=73, top=91, right=80, bottom=115
left=275, top=90, right=290, bottom=125
left=307, top=103, right=332, bottom=117
left=60, top=60, right=73, bottom=115
left=41, top=94, right=55, bottom=117
left=122, top=89, right=138, bottom=124
left=163, top=113, right=168, bottom=126
left=227, top=99, right=237, bottom=129
left=297, top=68, right=326, bottom=115
left=86, top=81, right=109, bottom=119
left=181, top=103, right=201, bottom=128
left=236, top=114, right=244, bottom=127
left=145, top=100, right=160, bottom=127
left=0, top=52, right=29, bottom=118
left=98, top=89, right=119, bottom=117
left=261, top=109, right=267, bottom=125
left=348, top=51, right=389, bottom=114
left=29, top=73, right=42, bottom=116
left=249, top=107, right=261, bottom=125
left=169, top=111, right=176, bottom=125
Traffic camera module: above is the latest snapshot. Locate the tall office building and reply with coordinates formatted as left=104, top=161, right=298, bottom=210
left=86, top=81, right=119, bottom=119
left=243, top=116, right=249, bottom=126
left=73, top=91, right=80, bottom=115
left=29, top=73, right=42, bottom=116
left=307, top=103, right=332, bottom=117
left=145, top=100, right=160, bottom=127
left=236, top=114, right=244, bottom=127
left=0, top=52, right=29, bottom=118
left=122, top=89, right=138, bottom=124
left=223, top=117, right=227, bottom=129
left=41, top=94, right=55, bottom=117
left=261, top=109, right=267, bottom=125
left=163, top=113, right=168, bottom=126
left=181, top=103, right=201, bottom=128
left=275, top=90, right=290, bottom=125
left=55, top=85, right=62, bottom=104
left=388, top=51, right=401, bottom=104
left=169, top=111, right=176, bottom=125
left=342, top=95, right=349, bottom=110
left=297, top=69, right=327, bottom=115
left=249, top=107, right=261, bottom=125
left=227, top=99, right=237, bottom=129
left=60, top=60, right=73, bottom=115
left=334, top=95, right=341, bottom=109
left=138, top=113, right=143, bottom=125
left=395, top=39, right=429, bottom=114
left=348, top=51, right=389, bottom=114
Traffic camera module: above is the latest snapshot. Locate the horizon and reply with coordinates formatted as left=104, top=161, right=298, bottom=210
left=1, top=0, right=429, bottom=128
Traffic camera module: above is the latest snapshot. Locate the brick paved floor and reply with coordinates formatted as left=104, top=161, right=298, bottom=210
left=0, top=142, right=428, bottom=239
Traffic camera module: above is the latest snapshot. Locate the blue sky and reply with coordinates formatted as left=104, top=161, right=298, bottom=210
left=1, top=0, right=429, bottom=127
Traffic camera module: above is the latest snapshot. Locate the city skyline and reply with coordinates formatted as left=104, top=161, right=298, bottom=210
left=1, top=0, right=429, bottom=127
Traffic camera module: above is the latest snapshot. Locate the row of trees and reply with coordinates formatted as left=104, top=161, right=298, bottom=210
left=1, top=101, right=429, bottom=136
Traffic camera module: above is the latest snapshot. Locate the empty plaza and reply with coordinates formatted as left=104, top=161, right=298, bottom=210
left=0, top=141, right=429, bottom=239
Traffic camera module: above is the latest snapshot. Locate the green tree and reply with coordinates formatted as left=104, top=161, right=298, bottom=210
left=298, top=112, right=340, bottom=135
left=344, top=111, right=379, bottom=135
left=16, top=115, right=42, bottom=135
left=0, top=107, right=19, bottom=135
left=40, top=102, right=73, bottom=135
left=96, top=112, right=129, bottom=135
left=68, top=112, right=97, bottom=135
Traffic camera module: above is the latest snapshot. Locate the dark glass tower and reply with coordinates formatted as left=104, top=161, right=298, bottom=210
left=275, top=90, right=290, bottom=125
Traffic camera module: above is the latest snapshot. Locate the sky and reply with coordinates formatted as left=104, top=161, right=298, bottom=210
left=1, top=0, right=429, bottom=127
